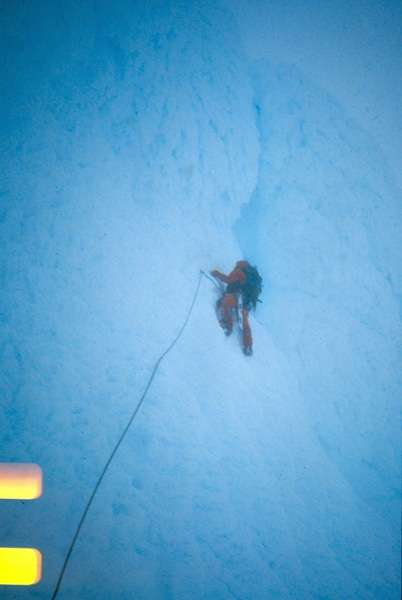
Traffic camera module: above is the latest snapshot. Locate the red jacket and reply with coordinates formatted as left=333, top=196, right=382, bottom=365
left=211, top=260, right=249, bottom=286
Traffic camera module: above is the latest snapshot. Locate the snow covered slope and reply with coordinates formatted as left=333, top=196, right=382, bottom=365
left=1, top=1, right=400, bottom=599
left=237, top=61, right=401, bottom=529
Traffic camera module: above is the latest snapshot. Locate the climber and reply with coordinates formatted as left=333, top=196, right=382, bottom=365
left=210, top=261, right=262, bottom=356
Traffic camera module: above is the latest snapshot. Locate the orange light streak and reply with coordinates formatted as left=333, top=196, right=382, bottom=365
left=0, top=463, right=42, bottom=500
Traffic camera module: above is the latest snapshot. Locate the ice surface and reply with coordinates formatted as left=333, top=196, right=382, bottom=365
left=1, top=1, right=400, bottom=599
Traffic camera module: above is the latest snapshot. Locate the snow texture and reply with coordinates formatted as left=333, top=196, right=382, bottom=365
left=1, top=1, right=401, bottom=599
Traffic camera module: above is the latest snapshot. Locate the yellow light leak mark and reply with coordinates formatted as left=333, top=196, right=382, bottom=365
left=0, top=463, right=42, bottom=500
left=0, top=464, right=43, bottom=585
left=0, top=548, right=42, bottom=585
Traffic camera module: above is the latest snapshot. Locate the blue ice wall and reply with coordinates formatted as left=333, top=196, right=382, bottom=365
left=235, top=61, right=401, bottom=530
left=1, top=1, right=401, bottom=599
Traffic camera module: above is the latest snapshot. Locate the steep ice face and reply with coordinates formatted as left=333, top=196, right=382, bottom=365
left=236, top=62, right=401, bottom=530
left=1, top=1, right=400, bottom=599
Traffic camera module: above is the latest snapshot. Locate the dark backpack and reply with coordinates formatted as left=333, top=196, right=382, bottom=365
left=241, top=265, right=262, bottom=310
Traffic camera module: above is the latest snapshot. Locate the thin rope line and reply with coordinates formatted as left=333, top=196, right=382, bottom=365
left=51, top=271, right=204, bottom=599
left=200, top=269, right=221, bottom=290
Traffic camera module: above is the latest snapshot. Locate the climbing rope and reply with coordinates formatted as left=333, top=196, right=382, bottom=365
left=51, top=270, right=204, bottom=599
left=200, top=269, right=221, bottom=290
